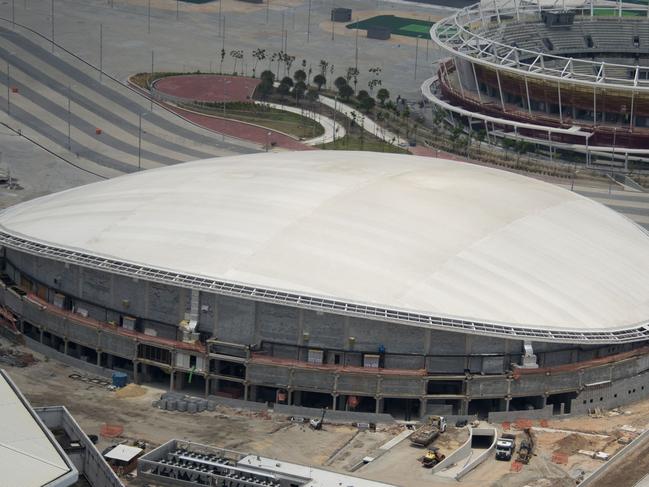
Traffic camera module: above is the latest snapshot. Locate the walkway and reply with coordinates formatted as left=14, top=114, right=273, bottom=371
left=168, top=105, right=313, bottom=151
left=318, top=95, right=408, bottom=147
left=259, top=101, right=345, bottom=146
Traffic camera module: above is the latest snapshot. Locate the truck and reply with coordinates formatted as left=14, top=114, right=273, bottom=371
left=410, top=415, right=447, bottom=447
left=495, top=434, right=516, bottom=461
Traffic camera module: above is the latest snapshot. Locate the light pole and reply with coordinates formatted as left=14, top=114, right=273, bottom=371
left=266, top=131, right=272, bottom=151
left=67, top=85, right=71, bottom=149
left=414, top=35, right=420, bottom=80
left=51, top=0, right=54, bottom=52
left=266, top=0, right=269, bottom=24
left=6, top=61, right=10, bottom=115
left=307, top=0, right=312, bottom=42
left=150, top=50, right=154, bottom=111
left=99, top=23, right=103, bottom=82
left=147, top=0, right=151, bottom=34
left=138, top=112, right=143, bottom=171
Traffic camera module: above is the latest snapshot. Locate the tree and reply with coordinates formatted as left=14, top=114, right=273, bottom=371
left=257, top=79, right=274, bottom=99
left=339, top=84, right=354, bottom=100
left=305, top=88, right=319, bottom=103
left=357, top=90, right=370, bottom=102
left=346, top=67, right=359, bottom=91
left=293, top=69, right=307, bottom=84
left=260, top=70, right=275, bottom=83
left=313, top=74, right=326, bottom=91
left=284, top=54, right=295, bottom=77
left=229, top=49, right=243, bottom=74
left=319, top=59, right=329, bottom=85
left=277, top=81, right=291, bottom=99
left=219, top=48, right=226, bottom=73
left=252, top=48, right=266, bottom=78
left=280, top=76, right=294, bottom=88
left=294, top=81, right=307, bottom=101
left=334, top=76, right=347, bottom=91
left=359, top=96, right=375, bottom=112
left=376, top=88, right=390, bottom=106
left=368, top=66, right=382, bottom=94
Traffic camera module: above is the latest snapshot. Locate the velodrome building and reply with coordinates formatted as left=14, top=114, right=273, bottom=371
left=424, top=0, right=649, bottom=165
left=2, top=152, right=649, bottom=419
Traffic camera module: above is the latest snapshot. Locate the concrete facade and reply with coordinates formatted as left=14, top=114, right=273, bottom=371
left=3, top=248, right=649, bottom=419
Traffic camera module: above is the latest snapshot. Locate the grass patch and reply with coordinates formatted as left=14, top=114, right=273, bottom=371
left=184, top=102, right=324, bottom=139
left=321, top=134, right=409, bottom=153
left=347, top=15, right=434, bottom=39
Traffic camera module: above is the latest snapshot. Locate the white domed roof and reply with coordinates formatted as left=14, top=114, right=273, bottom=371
left=2, top=151, right=649, bottom=342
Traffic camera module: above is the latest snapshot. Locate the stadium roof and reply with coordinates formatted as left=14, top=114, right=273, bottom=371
left=0, top=370, right=77, bottom=487
left=2, top=151, right=649, bottom=343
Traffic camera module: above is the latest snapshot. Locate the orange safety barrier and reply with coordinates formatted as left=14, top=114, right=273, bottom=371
left=515, top=419, right=533, bottom=430
left=540, top=419, right=549, bottom=427
left=100, top=424, right=124, bottom=438
left=502, top=421, right=511, bottom=431
left=510, top=461, right=523, bottom=472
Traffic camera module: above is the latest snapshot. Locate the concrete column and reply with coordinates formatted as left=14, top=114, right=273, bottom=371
left=375, top=397, right=383, bottom=414
left=63, top=339, right=69, bottom=355
left=505, top=396, right=511, bottom=412
left=205, top=377, right=210, bottom=397
left=419, top=398, right=427, bottom=418
left=133, top=360, right=139, bottom=384
left=331, top=394, right=338, bottom=411
left=169, top=370, right=175, bottom=391
left=243, top=383, right=249, bottom=401
left=39, top=327, right=44, bottom=343
left=96, top=351, right=102, bottom=367
left=460, top=398, right=469, bottom=415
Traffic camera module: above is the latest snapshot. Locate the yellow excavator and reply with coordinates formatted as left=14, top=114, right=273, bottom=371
left=421, top=447, right=446, bottom=468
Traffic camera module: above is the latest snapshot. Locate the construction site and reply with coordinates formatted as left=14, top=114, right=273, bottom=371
left=5, top=334, right=649, bottom=487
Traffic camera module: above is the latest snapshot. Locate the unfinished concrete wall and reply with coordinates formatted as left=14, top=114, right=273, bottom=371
left=256, top=303, right=299, bottom=343
left=216, top=295, right=255, bottom=344
left=302, top=310, right=345, bottom=349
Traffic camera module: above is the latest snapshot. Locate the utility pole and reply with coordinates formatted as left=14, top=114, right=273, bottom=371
left=307, top=0, right=312, bottom=42
left=99, top=23, right=103, bottom=82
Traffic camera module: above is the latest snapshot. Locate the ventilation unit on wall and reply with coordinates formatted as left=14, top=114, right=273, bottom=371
left=122, top=316, right=137, bottom=331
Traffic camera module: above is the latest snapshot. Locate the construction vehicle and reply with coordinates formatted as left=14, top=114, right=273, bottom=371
left=517, top=428, right=534, bottom=464
left=421, top=447, right=446, bottom=468
left=495, top=434, right=516, bottom=461
left=410, top=415, right=447, bottom=447
left=309, top=409, right=326, bottom=430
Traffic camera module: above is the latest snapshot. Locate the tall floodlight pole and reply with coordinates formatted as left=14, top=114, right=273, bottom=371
left=354, top=18, right=359, bottom=71
left=67, top=85, right=71, bottom=149
left=150, top=50, right=154, bottom=111
left=99, top=23, right=103, bottom=82
left=11, top=0, right=15, bottom=29
left=138, top=112, right=142, bottom=171
left=6, top=62, right=10, bottom=115
left=147, top=0, right=151, bottom=34
left=51, top=0, right=54, bottom=52
left=414, top=35, right=420, bottom=79
left=307, top=0, right=312, bottom=42
left=266, top=0, right=269, bottom=23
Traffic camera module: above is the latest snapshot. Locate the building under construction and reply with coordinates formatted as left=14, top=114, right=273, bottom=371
left=2, top=152, right=649, bottom=419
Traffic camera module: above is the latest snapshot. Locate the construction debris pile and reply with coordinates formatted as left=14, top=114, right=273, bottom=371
left=0, top=346, right=36, bottom=367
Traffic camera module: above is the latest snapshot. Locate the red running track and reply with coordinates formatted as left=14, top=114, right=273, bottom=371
left=154, top=74, right=260, bottom=103
left=169, top=105, right=314, bottom=151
